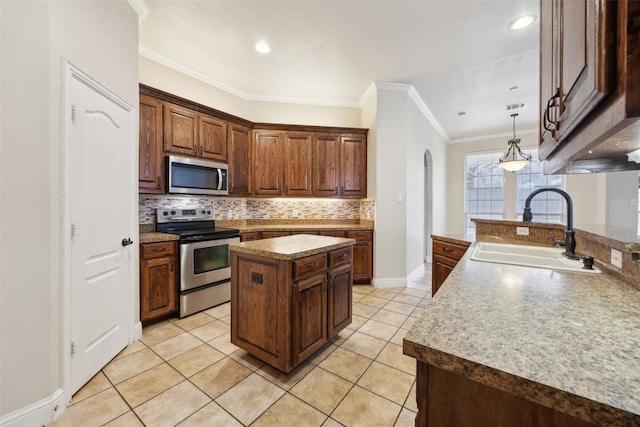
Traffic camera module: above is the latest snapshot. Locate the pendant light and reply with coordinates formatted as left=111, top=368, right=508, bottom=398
left=498, top=113, right=531, bottom=171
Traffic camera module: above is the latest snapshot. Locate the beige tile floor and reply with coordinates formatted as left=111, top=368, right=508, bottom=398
left=50, top=264, right=432, bottom=427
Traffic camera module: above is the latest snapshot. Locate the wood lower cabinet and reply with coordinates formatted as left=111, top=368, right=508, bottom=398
left=261, top=231, right=291, bottom=239
left=347, top=230, right=373, bottom=283
left=431, top=236, right=470, bottom=296
left=231, top=244, right=353, bottom=373
left=415, top=362, right=595, bottom=427
left=139, top=94, right=164, bottom=194
left=240, top=231, right=260, bottom=242
left=140, top=241, right=178, bottom=323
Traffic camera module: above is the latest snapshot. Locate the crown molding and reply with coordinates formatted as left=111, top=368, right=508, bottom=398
left=127, top=0, right=150, bottom=22
left=140, top=47, right=360, bottom=108
left=448, top=128, right=538, bottom=144
left=407, top=85, right=449, bottom=141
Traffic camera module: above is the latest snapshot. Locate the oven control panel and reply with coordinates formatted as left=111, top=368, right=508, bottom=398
left=157, top=208, right=214, bottom=223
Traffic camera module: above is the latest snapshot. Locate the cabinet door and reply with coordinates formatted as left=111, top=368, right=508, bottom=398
left=140, top=256, right=177, bottom=322
left=284, top=132, right=312, bottom=196
left=539, top=0, right=612, bottom=158
left=348, top=231, right=373, bottom=283
left=293, top=273, right=327, bottom=364
left=312, top=134, right=340, bottom=196
left=229, top=123, right=251, bottom=195
left=139, top=94, right=164, bottom=193
left=199, top=114, right=228, bottom=162
left=340, top=134, right=367, bottom=197
left=328, top=263, right=352, bottom=337
left=253, top=131, right=284, bottom=196
left=432, top=254, right=455, bottom=297
left=164, top=103, right=198, bottom=156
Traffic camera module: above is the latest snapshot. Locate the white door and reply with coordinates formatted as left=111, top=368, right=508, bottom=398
left=68, top=65, right=134, bottom=394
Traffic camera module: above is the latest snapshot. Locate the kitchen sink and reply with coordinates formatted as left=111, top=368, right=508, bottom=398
left=470, top=242, right=601, bottom=273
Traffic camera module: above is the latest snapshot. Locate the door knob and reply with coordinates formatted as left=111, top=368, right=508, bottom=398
left=121, top=238, right=134, bottom=247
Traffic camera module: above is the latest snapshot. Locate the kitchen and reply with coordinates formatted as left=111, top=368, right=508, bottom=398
left=2, top=1, right=640, bottom=426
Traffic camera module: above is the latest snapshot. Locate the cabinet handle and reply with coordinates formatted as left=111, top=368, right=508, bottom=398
left=443, top=247, right=454, bottom=252
left=307, top=262, right=319, bottom=269
left=334, top=186, right=337, bottom=193
left=156, top=176, right=161, bottom=189
left=543, top=88, right=561, bottom=134
left=152, top=247, right=167, bottom=252
left=170, top=262, right=174, bottom=273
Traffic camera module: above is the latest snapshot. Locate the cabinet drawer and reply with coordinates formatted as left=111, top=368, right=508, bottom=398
left=240, top=232, right=260, bottom=242
left=319, top=230, right=347, bottom=238
left=140, top=242, right=176, bottom=260
left=432, top=240, right=468, bottom=261
left=329, top=247, right=352, bottom=267
left=294, top=253, right=327, bottom=281
left=346, top=230, right=372, bottom=241
left=261, top=231, right=290, bottom=239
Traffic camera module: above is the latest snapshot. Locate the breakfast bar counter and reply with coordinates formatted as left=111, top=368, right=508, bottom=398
left=403, top=239, right=640, bottom=426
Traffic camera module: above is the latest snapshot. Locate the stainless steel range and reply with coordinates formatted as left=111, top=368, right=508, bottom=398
left=156, top=208, right=240, bottom=318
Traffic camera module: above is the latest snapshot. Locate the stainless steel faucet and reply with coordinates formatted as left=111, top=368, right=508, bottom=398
left=522, top=188, right=578, bottom=259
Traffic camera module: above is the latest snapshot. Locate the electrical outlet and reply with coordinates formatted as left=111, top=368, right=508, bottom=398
left=227, top=209, right=233, bottom=219
left=292, top=209, right=299, bottom=218
left=516, top=227, right=529, bottom=236
left=611, top=249, right=623, bottom=269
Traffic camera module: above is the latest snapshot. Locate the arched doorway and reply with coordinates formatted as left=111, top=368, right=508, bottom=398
left=424, top=149, right=433, bottom=262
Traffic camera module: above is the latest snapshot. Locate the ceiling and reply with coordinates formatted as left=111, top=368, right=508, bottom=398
left=139, top=0, right=540, bottom=141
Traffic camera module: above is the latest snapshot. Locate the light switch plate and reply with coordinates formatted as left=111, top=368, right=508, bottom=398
left=292, top=209, right=299, bottom=218
left=611, top=249, right=623, bottom=269
left=516, top=227, right=529, bottom=236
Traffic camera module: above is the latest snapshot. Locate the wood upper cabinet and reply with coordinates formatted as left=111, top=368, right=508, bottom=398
left=312, top=134, right=340, bottom=197
left=164, top=103, right=228, bottom=162
left=139, top=94, right=164, bottom=194
left=228, top=123, right=251, bottom=195
left=539, top=0, right=611, bottom=152
left=139, top=241, right=178, bottom=323
left=284, top=132, right=312, bottom=196
left=198, top=113, right=228, bottom=162
left=164, top=103, right=198, bottom=156
left=253, top=131, right=284, bottom=196
left=340, top=134, right=367, bottom=198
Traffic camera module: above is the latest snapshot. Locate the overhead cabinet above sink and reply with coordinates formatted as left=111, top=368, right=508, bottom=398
left=539, top=0, right=640, bottom=174
left=138, top=84, right=367, bottom=198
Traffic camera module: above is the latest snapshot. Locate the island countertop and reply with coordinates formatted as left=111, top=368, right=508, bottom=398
left=229, top=234, right=355, bottom=260
left=403, top=240, right=640, bottom=425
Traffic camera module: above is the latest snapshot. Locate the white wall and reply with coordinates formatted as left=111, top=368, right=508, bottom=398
left=445, top=132, right=610, bottom=234
left=0, top=0, right=138, bottom=421
left=140, top=56, right=362, bottom=128
left=368, top=84, right=448, bottom=285
left=605, top=171, right=639, bottom=231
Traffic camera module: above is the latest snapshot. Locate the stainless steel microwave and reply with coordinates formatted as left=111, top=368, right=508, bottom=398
left=168, top=155, right=229, bottom=196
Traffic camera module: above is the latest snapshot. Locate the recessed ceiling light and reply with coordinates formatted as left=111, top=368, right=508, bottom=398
left=509, top=15, right=536, bottom=31
left=255, top=40, right=271, bottom=54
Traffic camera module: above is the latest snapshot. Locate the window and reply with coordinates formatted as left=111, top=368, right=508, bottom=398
left=515, top=148, right=566, bottom=224
left=465, top=151, right=505, bottom=233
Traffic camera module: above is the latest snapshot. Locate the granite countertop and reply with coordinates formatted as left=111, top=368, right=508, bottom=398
left=403, top=239, right=640, bottom=425
left=230, top=234, right=356, bottom=260
left=139, top=232, right=180, bottom=244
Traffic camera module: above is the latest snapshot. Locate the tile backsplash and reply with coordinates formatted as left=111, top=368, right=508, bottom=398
left=139, top=195, right=375, bottom=224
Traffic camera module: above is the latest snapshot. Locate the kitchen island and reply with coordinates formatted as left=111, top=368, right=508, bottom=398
left=403, top=238, right=640, bottom=426
left=230, top=234, right=355, bottom=373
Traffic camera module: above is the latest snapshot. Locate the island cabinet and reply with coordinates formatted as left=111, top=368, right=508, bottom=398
left=431, top=236, right=470, bottom=296
left=230, top=234, right=354, bottom=373
left=139, top=241, right=178, bottom=323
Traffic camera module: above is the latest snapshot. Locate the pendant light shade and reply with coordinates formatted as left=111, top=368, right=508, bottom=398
left=498, top=113, right=531, bottom=171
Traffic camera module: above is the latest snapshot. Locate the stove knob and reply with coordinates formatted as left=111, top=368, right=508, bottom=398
left=170, top=210, right=176, bottom=215
left=162, top=211, right=168, bottom=216
left=207, top=210, right=211, bottom=215
left=201, top=210, right=206, bottom=214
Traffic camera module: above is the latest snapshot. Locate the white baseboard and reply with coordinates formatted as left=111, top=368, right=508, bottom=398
left=371, top=277, right=406, bottom=288
left=0, top=388, right=64, bottom=427
left=132, top=320, right=142, bottom=341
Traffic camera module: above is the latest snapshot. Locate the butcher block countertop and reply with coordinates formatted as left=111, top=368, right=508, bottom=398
left=404, top=237, right=640, bottom=426
left=229, top=234, right=355, bottom=260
